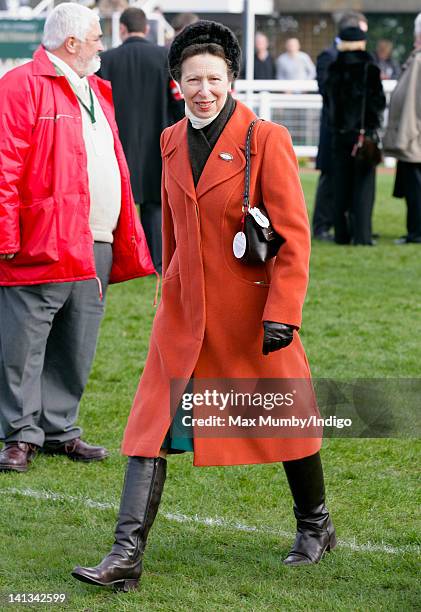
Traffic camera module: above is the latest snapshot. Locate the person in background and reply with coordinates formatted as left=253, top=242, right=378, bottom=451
left=383, top=13, right=421, bottom=244
left=0, top=3, right=154, bottom=473
left=374, top=39, right=401, bottom=80
left=240, top=31, right=276, bottom=79
left=96, top=0, right=128, bottom=18
left=98, top=8, right=183, bottom=274
left=171, top=11, right=199, bottom=38
left=313, top=11, right=368, bottom=241
left=276, top=37, right=316, bottom=80
left=325, top=26, right=386, bottom=245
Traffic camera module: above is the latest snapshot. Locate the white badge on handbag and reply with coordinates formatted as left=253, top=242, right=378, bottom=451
left=233, top=231, right=247, bottom=259
left=248, top=206, right=270, bottom=228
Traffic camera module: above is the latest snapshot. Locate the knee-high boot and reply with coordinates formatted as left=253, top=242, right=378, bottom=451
left=282, top=451, right=336, bottom=566
left=72, top=456, right=167, bottom=591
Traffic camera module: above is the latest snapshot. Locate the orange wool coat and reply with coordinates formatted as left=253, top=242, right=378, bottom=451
left=122, top=100, right=321, bottom=466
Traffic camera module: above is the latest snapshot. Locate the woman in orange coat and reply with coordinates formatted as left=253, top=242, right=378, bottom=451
left=72, top=21, right=336, bottom=591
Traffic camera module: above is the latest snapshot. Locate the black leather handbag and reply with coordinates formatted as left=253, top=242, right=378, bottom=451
left=232, top=120, right=284, bottom=265
left=351, top=63, right=383, bottom=168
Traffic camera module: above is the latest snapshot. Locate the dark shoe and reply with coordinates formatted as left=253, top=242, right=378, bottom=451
left=353, top=240, right=377, bottom=246
left=394, top=235, right=421, bottom=244
left=282, top=452, right=336, bottom=566
left=283, top=504, right=337, bottom=565
left=313, top=231, right=334, bottom=242
left=42, top=438, right=108, bottom=462
left=0, top=442, right=38, bottom=472
left=72, top=456, right=167, bottom=590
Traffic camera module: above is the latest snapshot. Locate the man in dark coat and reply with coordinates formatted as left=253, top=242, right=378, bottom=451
left=240, top=31, right=276, bottom=79
left=98, top=8, right=183, bottom=273
left=312, top=11, right=368, bottom=240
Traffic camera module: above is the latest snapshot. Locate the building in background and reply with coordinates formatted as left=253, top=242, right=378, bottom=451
left=161, top=0, right=419, bottom=65
left=1, top=1, right=419, bottom=64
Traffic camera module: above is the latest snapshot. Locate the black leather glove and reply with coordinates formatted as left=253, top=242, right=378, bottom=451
left=262, top=321, right=295, bottom=355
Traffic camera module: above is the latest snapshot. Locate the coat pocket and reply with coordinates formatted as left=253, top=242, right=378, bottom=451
left=163, top=250, right=180, bottom=282
left=13, top=197, right=59, bottom=266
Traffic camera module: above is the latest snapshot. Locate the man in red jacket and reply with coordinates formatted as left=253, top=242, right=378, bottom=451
left=0, top=3, right=154, bottom=472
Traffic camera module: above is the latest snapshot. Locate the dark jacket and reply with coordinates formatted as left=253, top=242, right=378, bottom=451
left=98, top=36, right=183, bottom=204
left=374, top=54, right=401, bottom=80
left=316, top=43, right=338, bottom=172
left=325, top=50, right=386, bottom=143
left=240, top=53, right=276, bottom=79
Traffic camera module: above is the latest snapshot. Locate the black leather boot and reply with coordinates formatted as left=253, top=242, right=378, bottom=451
left=282, top=452, right=336, bottom=566
left=72, top=456, right=167, bottom=591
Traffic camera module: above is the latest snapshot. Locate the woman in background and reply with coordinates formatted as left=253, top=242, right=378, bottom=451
left=326, top=27, right=386, bottom=245
left=383, top=13, right=421, bottom=244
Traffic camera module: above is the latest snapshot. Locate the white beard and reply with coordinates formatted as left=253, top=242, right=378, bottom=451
left=76, top=55, right=101, bottom=77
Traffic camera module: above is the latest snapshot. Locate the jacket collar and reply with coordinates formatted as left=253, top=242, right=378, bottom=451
left=163, top=100, right=257, bottom=202
left=123, top=36, right=150, bottom=46
left=337, top=50, right=374, bottom=65
left=32, top=45, right=61, bottom=77
left=45, top=49, right=90, bottom=98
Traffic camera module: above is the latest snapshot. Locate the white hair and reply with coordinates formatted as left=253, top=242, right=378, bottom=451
left=415, top=13, right=421, bottom=36
left=42, top=2, right=99, bottom=51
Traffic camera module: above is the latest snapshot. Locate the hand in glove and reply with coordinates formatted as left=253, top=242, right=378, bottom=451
left=262, top=321, right=295, bottom=355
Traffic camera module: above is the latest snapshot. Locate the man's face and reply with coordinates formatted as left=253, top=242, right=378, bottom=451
left=255, top=33, right=268, bottom=53
left=285, top=38, right=300, bottom=55
left=74, top=22, right=104, bottom=76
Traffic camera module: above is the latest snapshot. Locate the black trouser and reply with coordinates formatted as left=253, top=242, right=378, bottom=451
left=139, top=201, right=162, bottom=274
left=395, top=162, right=421, bottom=241
left=332, top=135, right=376, bottom=245
left=312, top=172, right=334, bottom=236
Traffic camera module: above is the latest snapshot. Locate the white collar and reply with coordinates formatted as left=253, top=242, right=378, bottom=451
left=185, top=103, right=224, bottom=130
left=45, top=50, right=89, bottom=96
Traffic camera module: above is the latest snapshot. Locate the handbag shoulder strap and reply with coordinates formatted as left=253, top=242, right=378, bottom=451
left=359, top=62, right=369, bottom=134
left=243, top=119, right=260, bottom=212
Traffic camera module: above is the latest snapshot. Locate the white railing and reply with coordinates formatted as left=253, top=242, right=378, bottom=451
left=0, top=57, right=397, bottom=159
left=234, top=80, right=397, bottom=158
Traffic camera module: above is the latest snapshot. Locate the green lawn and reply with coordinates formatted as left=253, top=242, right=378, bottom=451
left=0, top=172, right=420, bottom=612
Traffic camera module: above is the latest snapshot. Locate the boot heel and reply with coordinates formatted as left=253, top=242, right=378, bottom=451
left=326, top=530, right=337, bottom=552
left=114, top=578, right=139, bottom=592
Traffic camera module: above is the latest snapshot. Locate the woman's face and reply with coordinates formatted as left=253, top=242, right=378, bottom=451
left=180, top=53, right=231, bottom=118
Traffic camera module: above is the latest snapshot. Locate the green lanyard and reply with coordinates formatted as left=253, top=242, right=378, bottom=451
left=76, top=87, right=96, bottom=126
left=54, top=64, right=96, bottom=126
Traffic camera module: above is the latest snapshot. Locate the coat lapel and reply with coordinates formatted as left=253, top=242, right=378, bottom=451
left=164, top=101, right=257, bottom=204
left=164, top=119, right=197, bottom=203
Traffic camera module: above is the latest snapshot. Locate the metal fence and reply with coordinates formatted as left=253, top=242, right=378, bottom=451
left=234, top=80, right=397, bottom=158
left=0, top=66, right=397, bottom=159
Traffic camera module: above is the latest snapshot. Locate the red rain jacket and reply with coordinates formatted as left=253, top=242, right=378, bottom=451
left=0, top=46, right=154, bottom=285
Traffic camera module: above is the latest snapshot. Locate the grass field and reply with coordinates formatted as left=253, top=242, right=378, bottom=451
left=0, top=172, right=420, bottom=612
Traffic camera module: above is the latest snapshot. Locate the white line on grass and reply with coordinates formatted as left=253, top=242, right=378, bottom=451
left=1, top=487, right=419, bottom=556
